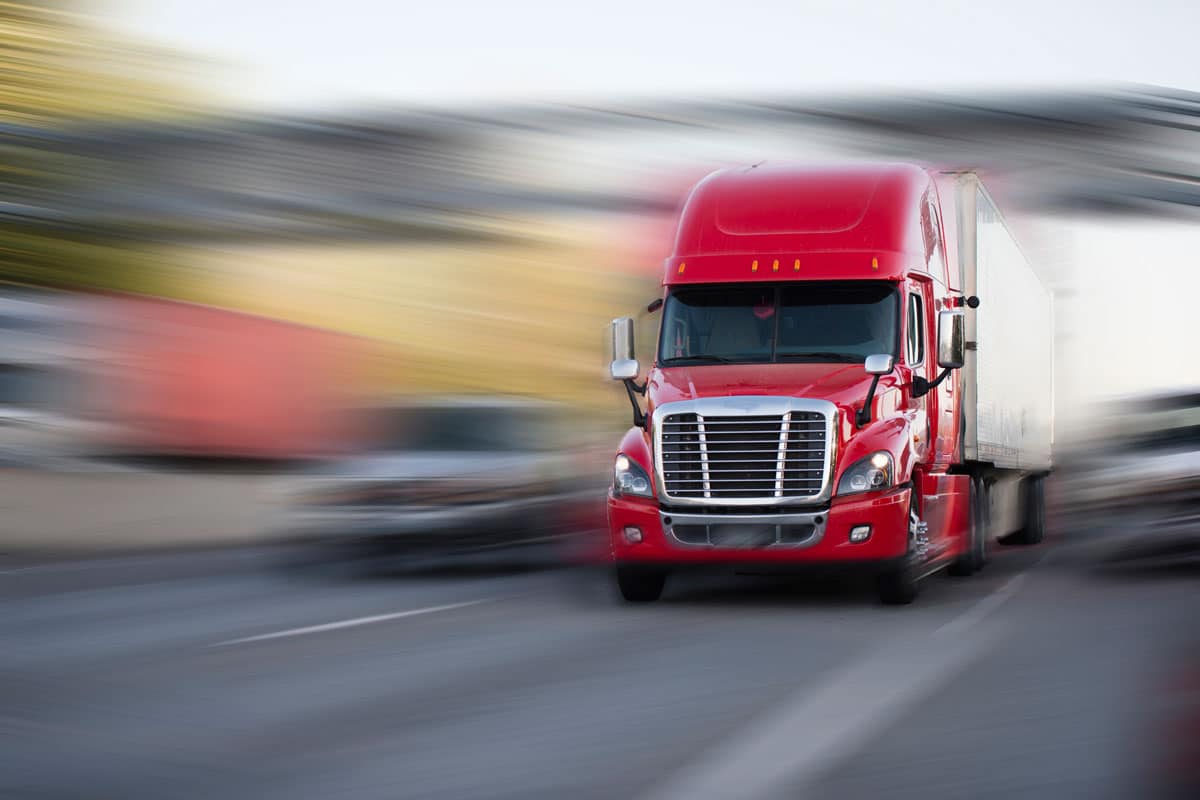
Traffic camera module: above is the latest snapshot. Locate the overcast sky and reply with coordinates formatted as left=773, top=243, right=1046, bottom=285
left=108, top=0, right=1199, bottom=110
left=100, top=0, right=1200, bottom=413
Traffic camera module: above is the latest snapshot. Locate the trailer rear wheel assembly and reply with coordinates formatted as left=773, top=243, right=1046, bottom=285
left=1003, top=475, right=1046, bottom=546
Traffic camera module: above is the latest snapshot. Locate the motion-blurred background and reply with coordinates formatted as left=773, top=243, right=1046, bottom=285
left=3, top=0, right=1199, bottom=548
left=2, top=2, right=1199, bottom=798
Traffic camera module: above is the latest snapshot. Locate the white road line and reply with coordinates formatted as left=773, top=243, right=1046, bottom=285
left=0, top=555, right=165, bottom=575
left=212, top=599, right=491, bottom=646
left=641, top=568, right=1037, bottom=800
left=935, top=573, right=1025, bottom=637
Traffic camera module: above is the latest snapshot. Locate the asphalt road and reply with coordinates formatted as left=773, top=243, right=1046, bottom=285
left=2, top=541, right=1197, bottom=799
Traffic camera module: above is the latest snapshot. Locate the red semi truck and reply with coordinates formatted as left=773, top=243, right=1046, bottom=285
left=606, top=163, right=1053, bottom=604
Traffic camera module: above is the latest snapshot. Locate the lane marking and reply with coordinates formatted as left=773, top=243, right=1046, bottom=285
left=936, top=573, right=1025, bottom=637
left=212, top=599, right=491, bottom=646
left=0, top=547, right=287, bottom=576
left=641, top=566, right=1038, bottom=800
left=0, top=555, right=168, bottom=575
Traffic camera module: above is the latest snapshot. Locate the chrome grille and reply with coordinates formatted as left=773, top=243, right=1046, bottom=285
left=658, top=405, right=831, bottom=503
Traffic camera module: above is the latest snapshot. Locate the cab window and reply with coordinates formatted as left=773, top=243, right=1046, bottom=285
left=906, top=292, right=925, bottom=366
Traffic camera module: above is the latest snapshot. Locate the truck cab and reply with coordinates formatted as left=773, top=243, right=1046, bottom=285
left=606, top=163, right=1050, bottom=604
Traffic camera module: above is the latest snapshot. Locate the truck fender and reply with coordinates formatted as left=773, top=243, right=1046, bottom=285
left=615, top=426, right=654, bottom=473
left=837, top=417, right=918, bottom=488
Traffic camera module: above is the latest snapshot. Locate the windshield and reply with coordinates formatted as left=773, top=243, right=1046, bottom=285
left=0, top=365, right=58, bottom=408
left=658, top=282, right=899, bottom=365
left=363, top=406, right=554, bottom=452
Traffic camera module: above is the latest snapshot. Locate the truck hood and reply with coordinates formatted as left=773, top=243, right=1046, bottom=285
left=647, top=363, right=884, bottom=413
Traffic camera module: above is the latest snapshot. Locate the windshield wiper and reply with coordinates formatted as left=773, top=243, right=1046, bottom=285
left=775, top=351, right=860, bottom=363
left=660, top=354, right=742, bottom=365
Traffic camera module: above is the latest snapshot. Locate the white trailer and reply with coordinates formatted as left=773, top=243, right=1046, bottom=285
left=939, top=172, right=1055, bottom=540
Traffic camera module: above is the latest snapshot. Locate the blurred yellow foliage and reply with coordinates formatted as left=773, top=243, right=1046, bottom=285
left=163, top=215, right=660, bottom=416
left=0, top=1, right=202, bottom=126
left=2, top=1, right=206, bottom=290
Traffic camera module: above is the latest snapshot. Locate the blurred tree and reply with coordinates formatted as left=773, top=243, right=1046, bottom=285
left=1, top=1, right=199, bottom=125
left=1, top=0, right=202, bottom=289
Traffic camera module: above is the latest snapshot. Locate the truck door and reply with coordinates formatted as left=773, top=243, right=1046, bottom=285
left=907, top=281, right=953, bottom=548
left=932, top=291, right=960, bottom=469
left=904, top=285, right=932, bottom=464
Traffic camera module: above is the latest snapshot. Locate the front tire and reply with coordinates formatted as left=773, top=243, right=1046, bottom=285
left=877, top=498, right=922, bottom=605
left=876, top=564, right=920, bottom=605
left=615, top=566, right=667, bottom=603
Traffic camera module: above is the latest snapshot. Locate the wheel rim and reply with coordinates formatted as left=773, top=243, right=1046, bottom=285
left=907, top=500, right=929, bottom=568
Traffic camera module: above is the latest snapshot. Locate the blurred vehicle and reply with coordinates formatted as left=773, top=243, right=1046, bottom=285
left=1059, top=392, right=1200, bottom=566
left=80, top=294, right=363, bottom=461
left=285, top=397, right=596, bottom=563
left=0, top=292, right=95, bottom=465
left=605, top=164, right=1054, bottom=604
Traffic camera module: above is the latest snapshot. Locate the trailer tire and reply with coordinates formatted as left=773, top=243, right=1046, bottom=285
left=949, top=477, right=988, bottom=576
left=615, top=566, right=667, bottom=603
left=1007, top=475, right=1046, bottom=546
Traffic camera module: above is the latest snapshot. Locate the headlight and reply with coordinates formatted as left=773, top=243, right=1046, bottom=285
left=614, top=453, right=654, bottom=498
left=837, top=451, right=894, bottom=496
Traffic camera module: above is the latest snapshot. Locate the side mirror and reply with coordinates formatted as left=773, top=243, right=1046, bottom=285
left=610, top=317, right=640, bottom=381
left=937, top=310, right=965, bottom=369
left=856, top=354, right=894, bottom=427
left=864, top=353, right=895, bottom=375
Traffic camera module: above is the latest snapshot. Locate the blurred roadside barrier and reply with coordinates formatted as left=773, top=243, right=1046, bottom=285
left=0, top=467, right=288, bottom=553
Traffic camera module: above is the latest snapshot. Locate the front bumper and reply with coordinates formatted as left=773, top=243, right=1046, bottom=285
left=607, top=486, right=911, bottom=566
